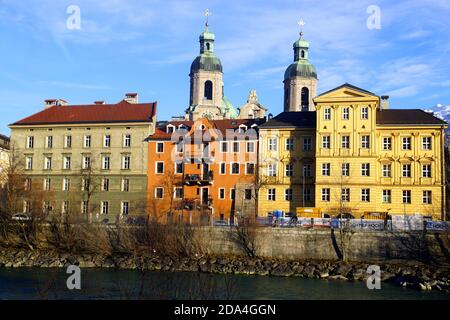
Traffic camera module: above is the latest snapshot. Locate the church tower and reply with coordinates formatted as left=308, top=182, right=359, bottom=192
left=283, top=24, right=318, bottom=112
left=185, top=11, right=238, bottom=120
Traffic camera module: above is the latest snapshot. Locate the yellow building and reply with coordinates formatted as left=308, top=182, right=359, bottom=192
left=314, top=84, right=447, bottom=220
left=258, top=112, right=316, bottom=216
left=257, top=83, right=447, bottom=221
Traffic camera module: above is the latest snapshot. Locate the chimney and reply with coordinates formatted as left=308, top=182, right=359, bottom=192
left=44, top=99, right=67, bottom=109
left=381, top=95, right=389, bottom=110
left=94, top=101, right=105, bottom=105
left=124, top=93, right=139, bottom=104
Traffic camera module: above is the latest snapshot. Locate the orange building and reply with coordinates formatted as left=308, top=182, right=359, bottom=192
left=146, top=117, right=266, bottom=224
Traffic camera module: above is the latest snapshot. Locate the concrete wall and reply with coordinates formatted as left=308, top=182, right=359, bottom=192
left=195, top=227, right=450, bottom=263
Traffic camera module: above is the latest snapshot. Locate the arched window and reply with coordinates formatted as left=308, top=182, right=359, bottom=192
left=301, top=50, right=305, bottom=58
left=206, top=42, right=210, bottom=51
left=301, top=87, right=309, bottom=111
left=204, top=80, right=213, bottom=100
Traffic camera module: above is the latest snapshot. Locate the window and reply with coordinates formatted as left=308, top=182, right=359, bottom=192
left=285, top=189, right=293, bottom=201
left=102, top=156, right=110, bottom=170
left=341, top=188, right=350, bottom=202
left=245, top=189, right=252, bottom=200
left=246, top=163, right=255, bottom=175
left=155, top=187, right=164, bottom=199
left=204, top=80, right=213, bottom=100
left=361, top=163, right=370, bottom=176
left=285, top=164, right=293, bottom=177
left=423, top=191, right=432, bottom=204
left=26, top=136, right=34, bottom=149
left=324, top=107, right=331, bottom=120
left=268, top=138, right=278, bottom=151
left=220, top=163, right=226, bottom=174
left=303, top=137, right=312, bottom=151
left=422, top=164, right=432, bottom=178
left=322, top=163, right=330, bottom=176
left=121, top=202, right=129, bottom=215
left=122, top=155, right=131, bottom=170
left=361, top=135, right=370, bottom=149
left=82, top=178, right=90, bottom=192
left=219, top=188, right=225, bottom=200
left=402, top=137, right=411, bottom=150
left=104, top=135, right=111, bottom=148
left=361, top=107, right=369, bottom=119
left=43, top=202, right=52, bottom=214
left=122, top=178, right=130, bottom=192
left=341, top=136, right=350, bottom=149
left=402, top=164, right=411, bottom=177
left=123, top=134, right=131, bottom=148
left=83, top=156, right=91, bottom=169
left=24, top=178, right=32, bottom=191
left=231, top=163, right=240, bottom=174
left=285, top=138, right=294, bottom=151
left=46, top=136, right=53, bottom=149
left=26, top=156, right=33, bottom=170
left=301, top=87, right=309, bottom=110
left=81, top=201, right=88, bottom=215
left=62, top=201, right=69, bottom=214
left=101, top=201, right=109, bottom=214
left=268, top=163, right=277, bottom=177
left=342, top=107, right=349, bottom=120
left=230, top=189, right=235, bottom=200
left=84, top=135, right=91, bottom=148
left=341, top=163, right=349, bottom=176
left=64, top=135, right=72, bottom=148
left=382, top=137, right=391, bottom=150
left=44, top=178, right=51, bottom=191
left=221, top=142, right=228, bottom=153
left=303, top=164, right=311, bottom=177
left=23, top=201, right=30, bottom=213
left=156, top=162, right=164, bottom=174
left=62, top=178, right=71, bottom=191
left=246, top=142, right=255, bottom=153
left=361, top=189, right=370, bottom=202
left=63, top=156, right=71, bottom=170
left=156, top=142, right=164, bottom=153
left=321, top=188, right=330, bottom=202
left=382, top=190, right=391, bottom=203
left=422, top=137, right=432, bottom=150
left=267, top=189, right=276, bottom=201
left=322, top=136, right=330, bottom=149
left=232, top=141, right=240, bottom=153
left=402, top=190, right=411, bottom=204
left=176, top=142, right=184, bottom=153
left=44, top=156, right=52, bottom=170
left=102, top=178, right=109, bottom=192
left=303, top=188, right=311, bottom=202
left=382, top=164, right=391, bottom=177
left=170, top=187, right=182, bottom=199
left=175, top=162, right=183, bottom=174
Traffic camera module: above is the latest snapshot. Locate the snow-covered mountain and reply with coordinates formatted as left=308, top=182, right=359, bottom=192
left=423, top=104, right=450, bottom=133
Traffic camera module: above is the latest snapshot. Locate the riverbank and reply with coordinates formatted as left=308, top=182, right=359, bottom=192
left=0, top=248, right=448, bottom=293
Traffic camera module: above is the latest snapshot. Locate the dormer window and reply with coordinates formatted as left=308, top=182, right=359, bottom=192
left=178, top=124, right=187, bottom=130
left=166, top=125, right=175, bottom=134
left=238, top=125, right=247, bottom=133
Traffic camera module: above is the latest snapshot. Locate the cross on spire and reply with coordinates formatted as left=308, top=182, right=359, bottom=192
left=298, top=19, right=305, bottom=38
left=204, top=9, right=212, bottom=27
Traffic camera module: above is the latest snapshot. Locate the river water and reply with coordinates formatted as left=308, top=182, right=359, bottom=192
left=0, top=268, right=448, bottom=300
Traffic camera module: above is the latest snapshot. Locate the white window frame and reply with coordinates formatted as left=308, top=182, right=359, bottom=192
left=268, top=138, right=278, bottom=151
left=221, top=141, right=228, bottom=153
left=246, top=141, right=255, bottom=153
left=382, top=190, right=391, bottom=203
left=402, top=137, right=411, bottom=150
left=321, top=188, right=330, bottom=202
left=121, top=178, right=130, bottom=192
left=62, top=178, right=70, bottom=191
left=361, top=135, right=370, bottom=149
left=64, top=135, right=72, bottom=148
left=230, top=162, right=240, bottom=175
left=155, top=161, right=164, bottom=174
left=422, top=164, right=432, bottom=178
left=44, top=156, right=52, bottom=170
left=402, top=164, right=411, bottom=177
left=324, top=107, right=331, bottom=120
left=84, top=135, right=91, bottom=148
left=44, top=178, right=51, bottom=191
left=245, top=162, right=255, bottom=175
left=102, top=178, right=110, bottom=192
left=46, top=136, right=53, bottom=149
left=219, top=162, right=226, bottom=175
left=322, top=136, right=330, bottom=149
left=122, top=155, right=131, bottom=170
left=423, top=191, right=432, bottom=204
left=26, top=156, right=33, bottom=170
left=267, top=163, right=277, bottom=177
left=382, top=137, right=391, bottom=150
left=285, top=138, right=294, bottom=151
left=121, top=201, right=129, bottom=215
left=285, top=188, right=293, bottom=201
left=303, top=164, right=311, bottom=177
left=361, top=188, right=370, bottom=202
left=123, top=134, right=131, bottom=148
left=218, top=188, right=225, bottom=200
left=361, top=163, right=370, bottom=176
left=83, top=156, right=91, bottom=170
left=402, top=190, right=411, bottom=204
left=26, top=136, right=34, bottom=149
left=285, top=163, right=293, bottom=177
left=341, top=135, right=350, bottom=149
left=154, top=187, right=164, bottom=199
left=422, top=137, right=432, bottom=150
left=101, top=201, right=109, bottom=214
left=341, top=163, right=349, bottom=176
left=102, top=156, right=110, bottom=170
left=303, top=137, right=312, bottom=151
left=322, top=163, right=330, bottom=176
left=156, top=142, right=164, bottom=153
left=361, top=107, right=369, bottom=120
left=232, top=141, right=240, bottom=153
left=341, top=188, right=350, bottom=202
left=104, top=135, right=111, bottom=148
left=267, top=189, right=276, bottom=201
left=382, top=164, right=391, bottom=177
left=63, top=156, right=71, bottom=170
left=342, top=107, right=349, bottom=120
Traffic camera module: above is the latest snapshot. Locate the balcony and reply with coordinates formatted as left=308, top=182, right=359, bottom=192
left=184, top=171, right=214, bottom=185
left=182, top=198, right=213, bottom=210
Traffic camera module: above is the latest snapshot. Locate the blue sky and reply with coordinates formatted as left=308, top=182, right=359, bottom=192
left=1, top=0, right=450, bottom=134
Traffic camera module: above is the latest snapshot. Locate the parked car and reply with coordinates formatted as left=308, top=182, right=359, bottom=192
left=11, top=213, right=31, bottom=221
left=214, top=220, right=229, bottom=227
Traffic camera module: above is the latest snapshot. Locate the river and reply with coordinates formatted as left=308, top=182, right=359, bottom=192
left=0, top=268, right=448, bottom=300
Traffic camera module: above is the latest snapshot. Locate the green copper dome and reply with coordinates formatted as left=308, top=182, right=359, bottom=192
left=284, top=61, right=317, bottom=80
left=221, top=95, right=238, bottom=119
left=190, top=54, right=223, bottom=73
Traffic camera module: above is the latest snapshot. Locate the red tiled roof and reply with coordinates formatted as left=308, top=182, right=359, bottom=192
left=10, top=100, right=157, bottom=126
